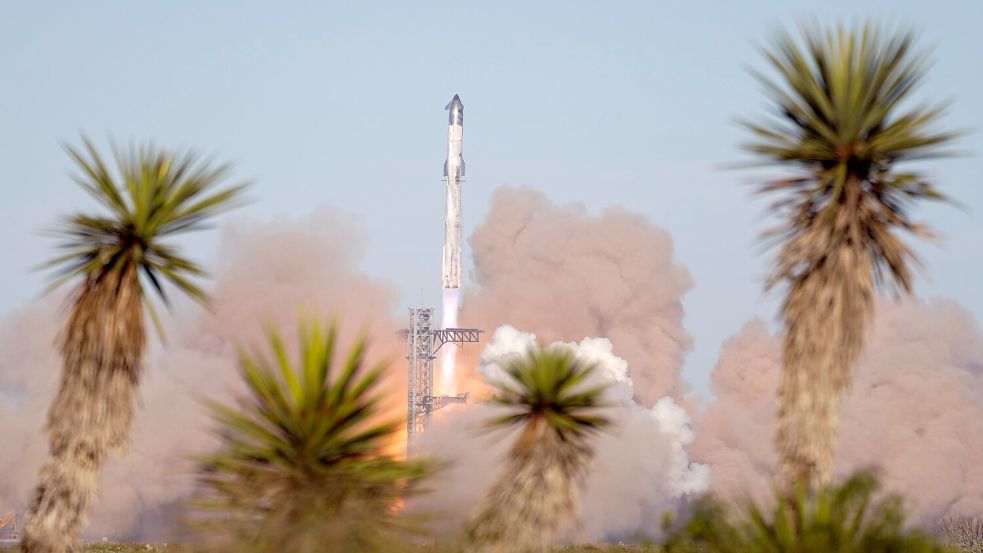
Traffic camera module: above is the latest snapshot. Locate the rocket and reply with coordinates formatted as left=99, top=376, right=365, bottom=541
left=442, top=94, right=465, bottom=289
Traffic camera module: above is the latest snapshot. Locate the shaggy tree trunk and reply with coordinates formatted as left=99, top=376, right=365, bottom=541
left=466, top=419, right=593, bottom=553
left=22, top=269, right=144, bottom=553
left=774, top=182, right=874, bottom=491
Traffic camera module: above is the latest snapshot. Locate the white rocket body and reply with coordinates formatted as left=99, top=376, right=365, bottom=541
left=442, top=94, right=464, bottom=290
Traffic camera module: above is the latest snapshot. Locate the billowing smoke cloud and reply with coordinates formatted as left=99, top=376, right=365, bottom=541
left=0, top=300, right=61, bottom=522
left=693, top=298, right=983, bottom=521
left=412, top=326, right=708, bottom=542
left=0, top=207, right=404, bottom=540
left=461, top=186, right=693, bottom=404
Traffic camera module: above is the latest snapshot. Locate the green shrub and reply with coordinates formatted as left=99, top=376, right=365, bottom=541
left=664, top=470, right=950, bottom=553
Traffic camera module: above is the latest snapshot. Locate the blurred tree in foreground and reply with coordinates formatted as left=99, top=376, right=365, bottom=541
left=23, top=138, right=246, bottom=553
left=465, top=345, right=611, bottom=553
left=194, top=315, right=432, bottom=553
left=743, top=23, right=960, bottom=490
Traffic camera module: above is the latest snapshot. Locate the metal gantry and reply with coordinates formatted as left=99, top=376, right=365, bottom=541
left=402, top=307, right=481, bottom=452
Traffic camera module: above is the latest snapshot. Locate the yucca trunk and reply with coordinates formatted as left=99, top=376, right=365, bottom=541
left=466, top=418, right=592, bottom=553
left=775, top=180, right=874, bottom=490
left=23, top=266, right=145, bottom=553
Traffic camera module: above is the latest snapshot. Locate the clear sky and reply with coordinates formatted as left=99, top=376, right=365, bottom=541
left=1, top=0, right=980, bottom=395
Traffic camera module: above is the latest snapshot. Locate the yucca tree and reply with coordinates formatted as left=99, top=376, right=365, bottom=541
left=664, top=470, right=950, bottom=553
left=465, top=345, right=611, bottom=553
left=194, top=315, right=431, bottom=553
left=22, top=138, right=246, bottom=553
left=743, top=24, right=959, bottom=491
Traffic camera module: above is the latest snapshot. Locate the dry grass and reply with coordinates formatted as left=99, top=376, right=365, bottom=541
left=936, top=516, right=983, bottom=552
left=4, top=545, right=659, bottom=553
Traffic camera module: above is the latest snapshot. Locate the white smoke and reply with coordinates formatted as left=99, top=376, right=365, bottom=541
left=439, top=287, right=461, bottom=394
left=413, top=325, right=708, bottom=542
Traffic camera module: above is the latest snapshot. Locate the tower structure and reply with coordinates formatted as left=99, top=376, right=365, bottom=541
left=403, top=307, right=480, bottom=451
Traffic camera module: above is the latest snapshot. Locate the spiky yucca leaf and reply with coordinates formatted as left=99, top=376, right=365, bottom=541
left=665, top=470, right=950, bottom=553
left=746, top=24, right=957, bottom=292
left=23, top=138, right=245, bottom=553
left=195, top=316, right=431, bottom=553
left=466, top=345, right=611, bottom=553
left=743, top=23, right=960, bottom=489
left=47, top=137, right=248, bottom=328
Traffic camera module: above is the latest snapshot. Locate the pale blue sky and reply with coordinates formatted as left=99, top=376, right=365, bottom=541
left=1, top=1, right=980, bottom=395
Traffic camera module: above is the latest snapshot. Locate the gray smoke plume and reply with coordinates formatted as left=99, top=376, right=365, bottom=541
left=460, top=186, right=694, bottom=404
left=692, top=298, right=983, bottom=521
left=0, top=300, right=61, bottom=525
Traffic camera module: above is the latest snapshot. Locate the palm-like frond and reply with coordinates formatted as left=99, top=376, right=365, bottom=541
left=486, top=346, right=611, bottom=440
left=664, top=470, right=949, bottom=553
left=745, top=23, right=958, bottom=294
left=195, top=316, right=430, bottom=553
left=46, top=137, right=248, bottom=312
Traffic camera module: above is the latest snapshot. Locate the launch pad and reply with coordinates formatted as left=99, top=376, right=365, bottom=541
left=402, top=308, right=481, bottom=451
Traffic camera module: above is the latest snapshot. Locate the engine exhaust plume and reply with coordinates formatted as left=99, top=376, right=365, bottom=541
left=439, top=287, right=461, bottom=393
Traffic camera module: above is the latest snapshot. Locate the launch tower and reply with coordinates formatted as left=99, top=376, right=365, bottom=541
left=403, top=308, right=480, bottom=450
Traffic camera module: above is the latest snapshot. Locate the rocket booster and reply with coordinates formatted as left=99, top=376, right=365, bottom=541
left=442, top=94, right=464, bottom=289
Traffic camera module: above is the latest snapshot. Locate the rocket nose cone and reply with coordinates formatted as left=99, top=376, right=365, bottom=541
left=445, top=94, right=463, bottom=110
left=445, top=94, right=463, bottom=125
